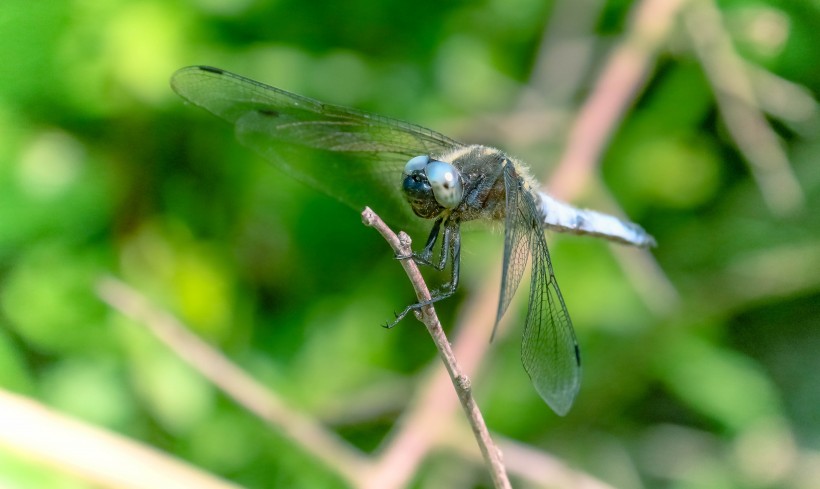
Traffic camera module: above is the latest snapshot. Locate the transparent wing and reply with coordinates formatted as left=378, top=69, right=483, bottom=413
left=494, top=162, right=532, bottom=339
left=170, top=65, right=464, bottom=226
left=502, top=163, right=581, bottom=416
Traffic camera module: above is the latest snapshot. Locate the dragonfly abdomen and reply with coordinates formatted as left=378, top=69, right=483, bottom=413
left=537, top=192, right=657, bottom=247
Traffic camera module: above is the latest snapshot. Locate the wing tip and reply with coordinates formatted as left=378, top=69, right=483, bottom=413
left=540, top=385, right=580, bottom=417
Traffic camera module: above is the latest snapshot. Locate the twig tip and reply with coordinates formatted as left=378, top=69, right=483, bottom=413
left=361, top=207, right=376, bottom=226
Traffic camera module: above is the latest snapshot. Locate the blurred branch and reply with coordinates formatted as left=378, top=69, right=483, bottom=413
left=547, top=0, right=688, bottom=201
left=496, top=437, right=616, bottom=489
left=683, top=0, right=804, bottom=216
left=746, top=62, right=818, bottom=131
left=96, top=277, right=369, bottom=487
left=0, top=389, right=242, bottom=489
left=365, top=274, right=505, bottom=489
left=443, top=430, right=620, bottom=489
left=360, top=224, right=625, bottom=488
left=366, top=2, right=688, bottom=487
left=698, top=241, right=820, bottom=317
left=597, top=186, right=681, bottom=316
left=540, top=0, right=685, bottom=317
left=361, top=207, right=512, bottom=489
left=525, top=0, right=605, bottom=108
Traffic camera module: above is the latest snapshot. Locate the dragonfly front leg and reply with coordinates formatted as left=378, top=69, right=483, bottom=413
left=396, top=217, right=442, bottom=267
left=386, top=219, right=462, bottom=328
left=431, top=219, right=460, bottom=297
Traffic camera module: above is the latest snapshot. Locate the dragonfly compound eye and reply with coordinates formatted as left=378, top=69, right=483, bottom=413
left=404, top=155, right=430, bottom=173
left=425, top=160, right=463, bottom=209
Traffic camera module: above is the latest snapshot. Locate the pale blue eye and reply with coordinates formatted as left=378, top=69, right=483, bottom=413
left=404, top=155, right=429, bottom=174
left=425, top=160, right=463, bottom=209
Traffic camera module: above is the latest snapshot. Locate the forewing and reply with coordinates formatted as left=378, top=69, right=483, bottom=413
left=170, top=65, right=464, bottom=226
left=517, top=173, right=581, bottom=415
left=494, top=162, right=532, bottom=339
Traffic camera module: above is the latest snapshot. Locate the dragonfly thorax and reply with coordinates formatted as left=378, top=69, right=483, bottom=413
left=438, top=145, right=510, bottom=223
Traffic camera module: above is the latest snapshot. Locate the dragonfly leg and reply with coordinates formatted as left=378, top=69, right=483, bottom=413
left=418, top=215, right=455, bottom=272
left=395, top=217, right=442, bottom=266
left=432, top=219, right=460, bottom=294
left=385, top=220, right=461, bottom=328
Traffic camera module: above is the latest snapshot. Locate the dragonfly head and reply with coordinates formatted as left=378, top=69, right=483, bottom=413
left=402, top=155, right=464, bottom=219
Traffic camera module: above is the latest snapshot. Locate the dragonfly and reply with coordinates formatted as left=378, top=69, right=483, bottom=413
left=171, top=65, right=656, bottom=416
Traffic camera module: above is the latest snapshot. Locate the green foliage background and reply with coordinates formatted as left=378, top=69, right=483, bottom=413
left=1, top=0, right=819, bottom=487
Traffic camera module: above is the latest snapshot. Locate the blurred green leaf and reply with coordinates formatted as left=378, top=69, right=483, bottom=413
left=0, top=327, right=34, bottom=394
left=1, top=244, right=110, bottom=354
left=656, top=332, right=782, bottom=432
left=116, top=317, right=216, bottom=435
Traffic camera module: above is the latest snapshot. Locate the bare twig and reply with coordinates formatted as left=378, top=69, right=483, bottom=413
left=364, top=279, right=503, bottom=489
left=367, top=2, right=686, bottom=487
left=0, top=389, right=242, bottom=489
left=683, top=0, right=804, bottom=215
left=96, top=277, right=369, bottom=487
left=361, top=207, right=512, bottom=489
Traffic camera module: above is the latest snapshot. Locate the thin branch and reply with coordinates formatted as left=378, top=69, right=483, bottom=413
left=683, top=0, right=804, bottom=216
left=745, top=62, right=818, bottom=131
left=367, top=3, right=687, bottom=487
left=364, top=279, right=503, bottom=489
left=96, top=277, right=369, bottom=487
left=361, top=207, right=512, bottom=489
left=0, top=389, right=242, bottom=489
left=366, top=276, right=625, bottom=489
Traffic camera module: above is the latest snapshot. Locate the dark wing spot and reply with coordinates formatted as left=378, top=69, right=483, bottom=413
left=574, top=343, right=582, bottom=366
left=256, top=108, right=280, bottom=117
left=199, top=66, right=225, bottom=75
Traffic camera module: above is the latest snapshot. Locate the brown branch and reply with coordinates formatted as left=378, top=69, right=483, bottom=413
left=365, top=3, right=687, bottom=487
left=541, top=0, right=685, bottom=320
left=547, top=0, right=688, bottom=201
left=525, top=0, right=606, bottom=109
left=0, top=389, right=242, bottom=489
left=360, top=208, right=512, bottom=489
left=745, top=62, right=818, bottom=130
left=683, top=0, right=804, bottom=216
left=366, top=279, right=505, bottom=489
left=96, top=277, right=369, bottom=487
